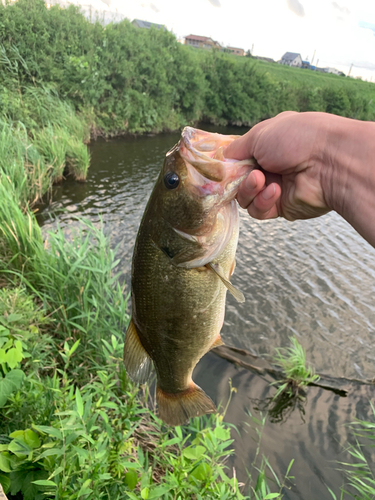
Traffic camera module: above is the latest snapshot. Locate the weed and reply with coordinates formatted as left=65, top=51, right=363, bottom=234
left=271, top=336, right=320, bottom=400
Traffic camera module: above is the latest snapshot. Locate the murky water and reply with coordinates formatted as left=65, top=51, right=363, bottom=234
left=38, top=127, right=375, bottom=498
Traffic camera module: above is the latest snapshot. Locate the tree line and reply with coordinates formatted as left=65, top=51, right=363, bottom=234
left=0, top=0, right=373, bottom=136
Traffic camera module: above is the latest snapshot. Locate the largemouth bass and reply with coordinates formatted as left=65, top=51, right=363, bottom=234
left=124, top=127, right=254, bottom=426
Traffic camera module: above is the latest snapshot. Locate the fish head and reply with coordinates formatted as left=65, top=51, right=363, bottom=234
left=156, top=127, right=255, bottom=236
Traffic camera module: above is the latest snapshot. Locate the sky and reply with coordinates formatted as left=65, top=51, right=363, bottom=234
left=75, top=0, right=375, bottom=80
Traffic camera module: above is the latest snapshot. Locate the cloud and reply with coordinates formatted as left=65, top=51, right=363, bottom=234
left=100, top=0, right=111, bottom=6
left=150, top=3, right=159, bottom=13
left=208, top=0, right=221, bottom=7
left=286, top=0, right=305, bottom=17
left=331, top=2, right=350, bottom=16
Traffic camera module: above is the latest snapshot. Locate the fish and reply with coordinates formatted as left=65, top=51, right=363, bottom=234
left=123, top=127, right=254, bottom=426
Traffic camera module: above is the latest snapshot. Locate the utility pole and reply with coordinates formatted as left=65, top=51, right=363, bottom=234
left=251, top=43, right=254, bottom=55
left=316, top=58, right=319, bottom=69
left=311, top=49, right=316, bottom=66
left=348, top=63, right=353, bottom=77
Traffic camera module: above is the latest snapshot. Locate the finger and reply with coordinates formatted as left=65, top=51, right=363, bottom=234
left=224, top=123, right=263, bottom=160
left=237, top=170, right=266, bottom=209
left=247, top=183, right=282, bottom=220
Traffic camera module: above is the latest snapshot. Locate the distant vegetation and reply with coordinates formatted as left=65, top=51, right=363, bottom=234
left=0, top=0, right=374, bottom=139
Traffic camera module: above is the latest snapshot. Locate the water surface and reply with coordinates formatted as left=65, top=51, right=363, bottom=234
left=38, top=128, right=375, bottom=498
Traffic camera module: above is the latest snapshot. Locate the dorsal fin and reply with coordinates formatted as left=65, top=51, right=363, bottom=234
left=207, top=262, right=245, bottom=303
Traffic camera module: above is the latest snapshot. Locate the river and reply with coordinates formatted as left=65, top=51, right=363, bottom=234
left=38, top=126, right=375, bottom=499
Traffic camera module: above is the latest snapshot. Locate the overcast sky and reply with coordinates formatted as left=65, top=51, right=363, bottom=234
left=77, top=0, right=375, bottom=80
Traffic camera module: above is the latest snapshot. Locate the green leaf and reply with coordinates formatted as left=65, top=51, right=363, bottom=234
left=0, top=473, right=11, bottom=493
left=214, top=426, right=231, bottom=441
left=0, top=453, right=11, bottom=473
left=0, top=370, right=24, bottom=407
left=8, top=439, right=31, bottom=457
left=76, top=387, right=84, bottom=418
left=5, top=347, right=22, bottom=369
left=68, top=339, right=81, bottom=357
left=32, top=480, right=57, bottom=487
left=141, top=487, right=149, bottom=499
left=182, top=445, right=206, bottom=460
left=148, top=485, right=173, bottom=498
left=24, top=430, right=41, bottom=449
left=33, top=425, right=62, bottom=439
left=6, top=314, right=22, bottom=323
left=124, top=469, right=138, bottom=490
left=189, top=462, right=212, bottom=482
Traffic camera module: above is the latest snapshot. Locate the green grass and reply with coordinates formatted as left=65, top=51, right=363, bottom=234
left=271, top=336, right=320, bottom=399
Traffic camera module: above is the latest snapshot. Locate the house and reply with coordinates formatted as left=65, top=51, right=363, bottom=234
left=132, top=19, right=166, bottom=30
left=227, top=47, right=245, bottom=56
left=184, top=35, right=221, bottom=50
left=280, top=52, right=302, bottom=67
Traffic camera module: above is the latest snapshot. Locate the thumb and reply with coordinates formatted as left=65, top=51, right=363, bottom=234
left=224, top=125, right=261, bottom=161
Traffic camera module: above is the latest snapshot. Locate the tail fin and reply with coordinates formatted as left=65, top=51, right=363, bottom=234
left=123, top=318, right=152, bottom=384
left=156, top=383, right=216, bottom=426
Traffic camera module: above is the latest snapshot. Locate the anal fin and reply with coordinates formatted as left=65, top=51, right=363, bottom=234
left=123, top=318, right=152, bottom=384
left=207, top=262, right=245, bottom=303
left=156, top=383, right=216, bottom=426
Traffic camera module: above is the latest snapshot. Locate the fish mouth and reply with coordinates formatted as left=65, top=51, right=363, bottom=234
left=177, top=126, right=255, bottom=199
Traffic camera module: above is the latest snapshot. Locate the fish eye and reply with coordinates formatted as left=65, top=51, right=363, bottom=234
left=164, top=171, right=180, bottom=189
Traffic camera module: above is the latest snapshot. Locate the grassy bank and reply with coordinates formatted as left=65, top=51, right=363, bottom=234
left=0, top=49, right=90, bottom=206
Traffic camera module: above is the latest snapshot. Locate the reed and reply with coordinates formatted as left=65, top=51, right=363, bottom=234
left=65, top=135, right=91, bottom=182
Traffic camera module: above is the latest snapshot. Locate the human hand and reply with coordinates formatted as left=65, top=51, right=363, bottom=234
left=225, top=111, right=332, bottom=221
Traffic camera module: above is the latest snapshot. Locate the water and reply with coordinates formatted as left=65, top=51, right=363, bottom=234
left=38, top=128, right=375, bottom=498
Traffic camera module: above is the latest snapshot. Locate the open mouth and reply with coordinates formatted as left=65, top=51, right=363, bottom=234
left=179, top=127, right=255, bottom=196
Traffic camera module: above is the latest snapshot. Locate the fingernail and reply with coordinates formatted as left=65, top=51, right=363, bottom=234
left=261, top=184, right=275, bottom=200
left=246, top=171, right=257, bottom=190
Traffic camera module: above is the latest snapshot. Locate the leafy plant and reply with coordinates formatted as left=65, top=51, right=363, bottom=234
left=271, top=336, right=320, bottom=399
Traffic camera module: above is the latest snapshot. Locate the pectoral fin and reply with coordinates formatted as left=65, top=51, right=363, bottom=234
left=211, top=334, right=225, bottom=349
left=207, top=262, right=245, bottom=303
left=123, top=318, right=153, bottom=384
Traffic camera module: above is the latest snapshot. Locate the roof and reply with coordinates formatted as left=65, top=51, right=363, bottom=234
left=132, top=19, right=165, bottom=30
left=185, top=34, right=213, bottom=42
left=227, top=46, right=244, bottom=51
left=281, top=52, right=301, bottom=61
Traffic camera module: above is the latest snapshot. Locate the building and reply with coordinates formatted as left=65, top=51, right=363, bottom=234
left=227, top=47, right=245, bottom=56
left=280, top=52, right=302, bottom=67
left=323, top=67, right=343, bottom=76
left=184, top=35, right=221, bottom=50
left=132, top=19, right=166, bottom=30
left=301, top=60, right=310, bottom=69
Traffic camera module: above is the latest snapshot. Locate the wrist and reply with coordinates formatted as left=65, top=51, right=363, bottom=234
left=320, top=115, right=375, bottom=245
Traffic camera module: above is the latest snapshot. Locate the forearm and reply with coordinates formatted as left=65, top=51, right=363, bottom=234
left=320, top=115, right=375, bottom=247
